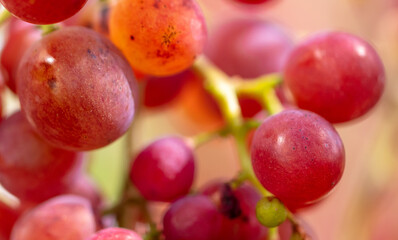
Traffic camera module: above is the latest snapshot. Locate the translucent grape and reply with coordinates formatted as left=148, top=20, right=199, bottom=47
left=0, top=112, right=83, bottom=202
left=10, top=195, right=96, bottom=240
left=206, top=19, right=293, bottom=78
left=163, top=195, right=222, bottom=240
left=251, top=109, right=345, bottom=209
left=109, top=0, right=207, bottom=76
left=17, top=26, right=137, bottom=151
left=0, top=0, right=89, bottom=24
left=284, top=32, right=385, bottom=123
left=130, top=137, right=195, bottom=202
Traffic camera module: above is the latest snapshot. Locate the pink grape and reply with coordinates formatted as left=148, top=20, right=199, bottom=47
left=11, top=195, right=96, bottom=240
left=1, top=18, right=41, bottom=93
left=0, top=0, right=89, bottom=24
left=88, top=227, right=142, bottom=240
left=284, top=32, right=385, bottom=123
left=251, top=109, right=345, bottom=209
left=130, top=137, right=195, bottom=202
left=163, top=195, right=222, bottom=240
left=0, top=111, right=83, bottom=202
left=206, top=18, right=293, bottom=78
left=17, top=26, right=137, bottom=151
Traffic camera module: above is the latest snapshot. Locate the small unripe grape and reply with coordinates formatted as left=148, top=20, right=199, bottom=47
left=256, top=197, right=287, bottom=228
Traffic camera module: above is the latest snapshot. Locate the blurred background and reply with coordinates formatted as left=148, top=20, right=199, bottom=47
left=2, top=0, right=398, bottom=239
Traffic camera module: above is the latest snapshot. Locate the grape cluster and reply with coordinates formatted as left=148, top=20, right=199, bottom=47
left=0, top=0, right=386, bottom=240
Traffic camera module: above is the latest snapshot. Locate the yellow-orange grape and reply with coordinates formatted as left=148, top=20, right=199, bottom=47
left=109, top=0, right=207, bottom=76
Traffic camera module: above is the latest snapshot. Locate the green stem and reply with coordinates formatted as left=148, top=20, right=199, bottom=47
left=193, top=57, right=271, bottom=197
left=234, top=73, right=282, bottom=96
left=0, top=9, right=11, bottom=26
left=193, top=58, right=242, bottom=127
left=268, top=227, right=280, bottom=240
left=262, top=88, right=284, bottom=115
left=38, top=24, right=59, bottom=35
left=190, top=126, right=229, bottom=148
left=234, top=129, right=271, bottom=197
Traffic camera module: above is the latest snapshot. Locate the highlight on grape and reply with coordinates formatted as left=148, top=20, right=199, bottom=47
left=0, top=0, right=395, bottom=239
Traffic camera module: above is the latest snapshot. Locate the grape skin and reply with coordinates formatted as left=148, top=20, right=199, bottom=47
left=0, top=112, right=83, bottom=202
left=143, top=71, right=189, bottom=108
left=284, top=32, right=385, bottom=123
left=251, top=109, right=345, bottom=209
left=17, top=26, right=137, bottom=151
left=88, top=228, right=142, bottom=240
left=206, top=19, right=293, bottom=79
left=0, top=0, right=88, bottom=24
left=109, top=0, right=207, bottom=76
left=130, top=137, right=195, bottom=202
left=10, top=195, right=96, bottom=240
left=163, top=195, right=222, bottom=240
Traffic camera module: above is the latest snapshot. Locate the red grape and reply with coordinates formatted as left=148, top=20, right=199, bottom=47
left=202, top=183, right=269, bottom=240
left=284, top=32, right=385, bottom=123
left=0, top=202, right=20, bottom=240
left=143, top=71, right=189, bottom=108
left=130, top=137, right=195, bottom=202
left=251, top=109, right=345, bottom=209
left=163, top=195, right=222, bottom=240
left=206, top=18, right=293, bottom=79
left=17, top=26, right=137, bottom=151
left=109, top=0, right=207, bottom=76
left=10, top=195, right=96, bottom=240
left=0, top=0, right=89, bottom=24
left=1, top=18, right=41, bottom=93
left=0, top=111, right=84, bottom=202
left=88, top=227, right=142, bottom=240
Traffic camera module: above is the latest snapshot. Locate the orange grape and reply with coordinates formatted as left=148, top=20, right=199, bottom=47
left=109, top=0, right=207, bottom=76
